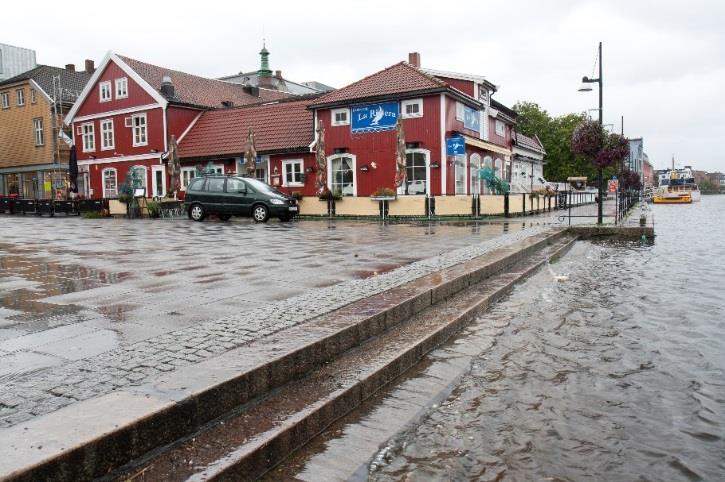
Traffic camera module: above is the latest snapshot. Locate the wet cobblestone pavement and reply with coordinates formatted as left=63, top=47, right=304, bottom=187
left=0, top=216, right=552, bottom=428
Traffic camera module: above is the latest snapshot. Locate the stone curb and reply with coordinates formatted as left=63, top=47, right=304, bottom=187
left=0, top=229, right=567, bottom=482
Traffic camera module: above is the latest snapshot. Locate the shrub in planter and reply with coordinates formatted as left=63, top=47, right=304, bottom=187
left=318, top=189, right=342, bottom=201
left=291, top=191, right=304, bottom=201
left=371, top=187, right=396, bottom=198
left=146, top=200, right=161, bottom=218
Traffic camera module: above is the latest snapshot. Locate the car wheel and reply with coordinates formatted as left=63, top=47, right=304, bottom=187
left=189, top=203, right=206, bottom=222
left=252, top=204, right=269, bottom=223
left=218, top=214, right=231, bottom=221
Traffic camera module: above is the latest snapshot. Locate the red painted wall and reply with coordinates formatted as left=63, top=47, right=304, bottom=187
left=317, top=95, right=443, bottom=196
left=269, top=153, right=317, bottom=196
left=436, top=76, right=475, bottom=97
left=76, top=61, right=157, bottom=118
left=488, top=115, right=512, bottom=147
left=74, top=107, right=165, bottom=162
left=88, top=158, right=161, bottom=198
left=167, top=106, right=202, bottom=141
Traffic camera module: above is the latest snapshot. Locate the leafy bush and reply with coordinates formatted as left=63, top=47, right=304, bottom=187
left=318, top=189, right=342, bottom=200
left=146, top=200, right=160, bottom=218
left=291, top=191, right=304, bottom=200
left=371, top=187, right=396, bottom=198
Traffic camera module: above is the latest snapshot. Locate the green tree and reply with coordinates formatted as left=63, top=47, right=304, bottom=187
left=513, top=102, right=602, bottom=183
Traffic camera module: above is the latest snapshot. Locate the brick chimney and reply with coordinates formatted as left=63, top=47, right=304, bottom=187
left=408, top=52, right=421, bottom=68
left=65, top=64, right=75, bottom=72
left=84, top=59, right=95, bottom=74
left=275, top=70, right=283, bottom=79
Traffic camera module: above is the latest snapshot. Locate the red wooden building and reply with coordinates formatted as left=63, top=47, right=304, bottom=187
left=64, top=52, right=288, bottom=199
left=177, top=96, right=319, bottom=197
left=307, top=53, right=518, bottom=197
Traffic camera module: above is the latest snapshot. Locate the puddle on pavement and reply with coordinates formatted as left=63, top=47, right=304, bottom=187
left=352, top=263, right=403, bottom=279
left=0, top=243, right=129, bottom=332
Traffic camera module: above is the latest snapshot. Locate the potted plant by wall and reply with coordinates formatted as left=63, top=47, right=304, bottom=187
left=291, top=191, right=304, bottom=201
left=370, top=187, right=396, bottom=201
left=318, top=189, right=342, bottom=201
left=146, top=199, right=161, bottom=218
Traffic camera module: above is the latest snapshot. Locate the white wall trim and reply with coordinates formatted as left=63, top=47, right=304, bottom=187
left=281, top=158, right=305, bottom=187
left=440, top=94, right=446, bottom=195
left=177, top=111, right=203, bottom=143
left=151, top=164, right=166, bottom=197
left=72, top=103, right=160, bottom=123
left=78, top=153, right=161, bottom=166
left=326, top=153, right=357, bottom=196
left=28, top=79, right=53, bottom=104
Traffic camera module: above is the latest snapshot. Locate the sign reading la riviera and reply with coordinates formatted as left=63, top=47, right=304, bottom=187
left=351, top=102, right=399, bottom=133
left=463, top=106, right=480, bottom=133
left=446, top=136, right=465, bottom=156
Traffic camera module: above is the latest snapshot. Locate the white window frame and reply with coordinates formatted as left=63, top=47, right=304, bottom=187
left=33, top=118, right=44, bottom=146
left=151, top=165, right=166, bottom=198
left=495, top=119, right=505, bottom=136
left=81, top=122, right=95, bottom=152
left=30, top=88, right=36, bottom=104
left=1, top=92, right=8, bottom=109
left=102, top=167, right=118, bottom=198
left=327, top=154, right=357, bottom=197
left=282, top=159, right=304, bottom=187
left=401, top=98, right=423, bottom=119
left=130, top=165, right=148, bottom=193
left=115, top=77, right=128, bottom=99
left=397, top=149, right=430, bottom=196
left=180, top=167, right=197, bottom=191
left=470, top=153, right=482, bottom=194
left=99, top=81, right=112, bottom=102
left=456, top=101, right=464, bottom=121
left=16, top=88, right=24, bottom=106
left=100, top=118, right=114, bottom=150
left=454, top=154, right=467, bottom=195
left=331, top=108, right=350, bottom=126
left=132, top=113, right=148, bottom=147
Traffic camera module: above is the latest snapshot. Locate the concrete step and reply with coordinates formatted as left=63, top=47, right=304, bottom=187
left=1, top=229, right=568, bottom=482
left=107, top=235, right=576, bottom=481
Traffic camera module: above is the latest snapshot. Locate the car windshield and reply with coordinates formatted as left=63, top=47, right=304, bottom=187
left=243, top=178, right=283, bottom=195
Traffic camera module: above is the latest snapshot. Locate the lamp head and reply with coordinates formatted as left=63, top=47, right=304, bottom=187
left=578, top=81, right=593, bottom=92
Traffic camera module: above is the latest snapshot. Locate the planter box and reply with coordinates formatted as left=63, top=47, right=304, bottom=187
left=38, top=200, right=54, bottom=216
left=54, top=200, right=76, bottom=215
left=78, top=199, right=103, bottom=213
left=19, top=199, right=37, bottom=214
left=370, top=196, right=396, bottom=201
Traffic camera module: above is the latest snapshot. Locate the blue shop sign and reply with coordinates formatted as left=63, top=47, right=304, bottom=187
left=463, top=106, right=480, bottom=133
left=351, top=102, right=399, bottom=133
left=446, top=136, right=465, bottom=156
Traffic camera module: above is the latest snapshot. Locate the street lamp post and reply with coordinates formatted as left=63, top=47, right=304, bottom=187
left=579, top=41, right=604, bottom=224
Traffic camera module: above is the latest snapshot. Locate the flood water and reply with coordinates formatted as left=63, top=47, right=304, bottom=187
left=371, top=197, right=725, bottom=481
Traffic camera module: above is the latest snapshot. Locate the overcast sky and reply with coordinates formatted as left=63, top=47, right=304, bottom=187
left=5, top=0, right=723, bottom=171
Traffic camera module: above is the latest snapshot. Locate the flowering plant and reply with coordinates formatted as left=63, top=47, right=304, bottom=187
left=571, top=120, right=605, bottom=160
left=595, top=134, right=630, bottom=168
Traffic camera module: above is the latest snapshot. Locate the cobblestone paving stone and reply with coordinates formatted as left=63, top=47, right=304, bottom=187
left=0, top=216, right=554, bottom=428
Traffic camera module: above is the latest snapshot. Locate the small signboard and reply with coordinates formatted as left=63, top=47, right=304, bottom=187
left=446, top=136, right=465, bottom=156
left=351, top=102, right=399, bottom=133
left=463, top=106, right=480, bottom=133
left=608, top=179, right=619, bottom=192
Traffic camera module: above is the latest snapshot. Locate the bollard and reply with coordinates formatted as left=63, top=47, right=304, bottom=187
left=504, top=192, right=510, bottom=218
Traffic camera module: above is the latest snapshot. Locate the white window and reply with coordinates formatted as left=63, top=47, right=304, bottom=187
left=399, top=150, right=429, bottom=195
left=282, top=159, right=303, bottom=186
left=454, top=155, right=466, bottom=195
left=130, top=165, right=148, bottom=193
left=1, top=92, right=8, bottom=109
left=331, top=108, right=349, bottom=126
left=470, top=153, right=482, bottom=194
left=401, top=98, right=423, bottom=118
left=329, top=155, right=355, bottom=196
left=100, top=119, right=114, bottom=150
left=33, top=118, right=44, bottom=146
left=495, top=119, right=505, bottom=136
left=132, top=113, right=147, bottom=146
left=103, top=168, right=118, bottom=198
left=115, top=77, right=128, bottom=99
left=99, top=81, right=112, bottom=102
left=456, top=102, right=464, bottom=121
left=181, top=167, right=197, bottom=191
left=30, top=88, right=36, bottom=104
left=81, top=122, right=95, bottom=152
left=16, top=89, right=24, bottom=106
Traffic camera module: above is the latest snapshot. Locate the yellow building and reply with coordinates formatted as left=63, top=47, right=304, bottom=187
left=0, top=63, right=92, bottom=198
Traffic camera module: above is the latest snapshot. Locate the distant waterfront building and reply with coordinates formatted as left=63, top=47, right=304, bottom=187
left=219, top=43, right=334, bottom=96
left=642, top=158, right=654, bottom=186
left=626, top=138, right=644, bottom=179
left=0, top=43, right=37, bottom=81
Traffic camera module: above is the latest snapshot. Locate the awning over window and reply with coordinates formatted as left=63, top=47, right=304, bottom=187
left=462, top=135, right=512, bottom=156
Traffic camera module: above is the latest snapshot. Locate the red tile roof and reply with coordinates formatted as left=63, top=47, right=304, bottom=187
left=118, top=55, right=289, bottom=109
left=178, top=98, right=316, bottom=158
left=309, top=62, right=450, bottom=107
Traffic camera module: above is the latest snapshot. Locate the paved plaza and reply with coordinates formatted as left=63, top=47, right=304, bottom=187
left=0, top=215, right=559, bottom=428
